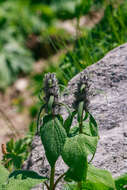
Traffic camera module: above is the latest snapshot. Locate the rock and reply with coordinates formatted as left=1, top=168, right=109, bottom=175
left=23, top=43, right=127, bottom=189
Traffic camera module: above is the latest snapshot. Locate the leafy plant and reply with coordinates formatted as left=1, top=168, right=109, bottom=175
left=1, top=73, right=127, bottom=189
left=0, top=74, right=119, bottom=190
left=2, top=121, right=36, bottom=171
left=2, top=138, right=28, bottom=171
left=58, top=0, right=127, bottom=83
left=0, top=163, right=47, bottom=190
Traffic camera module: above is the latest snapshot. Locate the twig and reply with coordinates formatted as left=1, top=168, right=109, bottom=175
left=44, top=181, right=50, bottom=190
left=53, top=173, right=65, bottom=190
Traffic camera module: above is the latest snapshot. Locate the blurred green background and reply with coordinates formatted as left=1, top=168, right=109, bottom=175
left=0, top=0, right=126, bottom=89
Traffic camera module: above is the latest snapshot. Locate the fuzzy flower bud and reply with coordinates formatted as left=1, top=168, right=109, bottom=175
left=43, top=73, right=60, bottom=114
left=73, top=73, right=89, bottom=111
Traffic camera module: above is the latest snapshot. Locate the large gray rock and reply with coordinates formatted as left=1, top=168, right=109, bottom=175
left=23, top=43, right=127, bottom=189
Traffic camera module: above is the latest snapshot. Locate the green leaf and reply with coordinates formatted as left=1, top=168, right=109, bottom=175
left=6, top=139, right=14, bottom=153
left=8, top=170, right=47, bottom=180
left=62, top=134, right=88, bottom=182
left=2, top=170, right=47, bottom=190
left=77, top=101, right=84, bottom=123
left=0, top=163, right=9, bottom=187
left=115, top=173, right=127, bottom=190
left=83, top=112, right=89, bottom=121
left=69, top=125, right=79, bottom=137
left=62, top=182, right=78, bottom=190
left=89, top=114, right=99, bottom=137
left=14, top=139, right=27, bottom=155
left=80, top=84, right=86, bottom=92
left=82, top=122, right=92, bottom=136
left=13, top=156, right=23, bottom=169
left=64, top=111, right=77, bottom=135
left=68, top=125, right=98, bottom=157
left=48, top=95, right=54, bottom=113
left=40, top=115, right=67, bottom=167
left=83, top=165, right=116, bottom=190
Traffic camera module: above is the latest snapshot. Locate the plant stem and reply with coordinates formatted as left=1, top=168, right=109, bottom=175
left=50, top=165, right=55, bottom=190
left=79, top=121, right=83, bottom=134
left=44, top=182, right=50, bottom=190
left=53, top=173, right=65, bottom=190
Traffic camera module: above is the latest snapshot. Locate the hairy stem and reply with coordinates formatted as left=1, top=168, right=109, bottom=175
left=50, top=165, right=55, bottom=190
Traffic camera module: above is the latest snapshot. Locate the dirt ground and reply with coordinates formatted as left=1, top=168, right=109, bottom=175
left=0, top=78, right=32, bottom=158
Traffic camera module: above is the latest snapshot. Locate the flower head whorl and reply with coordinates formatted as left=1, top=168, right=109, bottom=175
left=73, top=73, right=89, bottom=111
left=43, top=73, right=60, bottom=114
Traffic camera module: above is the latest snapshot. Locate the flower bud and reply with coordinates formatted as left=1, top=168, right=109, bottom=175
left=73, top=73, right=89, bottom=111
left=43, top=73, right=60, bottom=114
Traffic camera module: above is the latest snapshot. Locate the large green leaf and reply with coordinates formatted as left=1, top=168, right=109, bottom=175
left=40, top=115, right=67, bottom=167
left=115, top=173, right=127, bottom=190
left=82, top=165, right=116, bottom=190
left=66, top=133, right=98, bottom=156
left=62, top=134, right=89, bottom=181
left=8, top=170, right=47, bottom=180
left=0, top=170, right=48, bottom=190
left=0, top=163, right=9, bottom=187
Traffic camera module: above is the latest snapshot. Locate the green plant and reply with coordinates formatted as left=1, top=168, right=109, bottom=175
left=0, top=73, right=127, bottom=189
left=2, top=121, right=36, bottom=172
left=0, top=163, right=47, bottom=190
left=2, top=138, right=29, bottom=171
left=58, top=0, right=127, bottom=83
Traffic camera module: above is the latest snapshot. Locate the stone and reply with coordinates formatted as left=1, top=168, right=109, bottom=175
left=23, top=43, right=127, bottom=189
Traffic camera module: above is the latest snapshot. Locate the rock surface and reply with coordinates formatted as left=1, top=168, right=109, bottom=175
left=23, top=43, right=127, bottom=189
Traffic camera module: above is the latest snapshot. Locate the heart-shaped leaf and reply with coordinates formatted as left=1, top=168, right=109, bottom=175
left=62, top=134, right=89, bottom=182
left=0, top=168, right=47, bottom=190
left=8, top=170, right=47, bottom=180
left=82, top=165, right=115, bottom=190
left=40, top=115, right=67, bottom=167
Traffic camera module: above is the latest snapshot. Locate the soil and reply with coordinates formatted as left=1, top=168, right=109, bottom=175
left=0, top=79, right=31, bottom=158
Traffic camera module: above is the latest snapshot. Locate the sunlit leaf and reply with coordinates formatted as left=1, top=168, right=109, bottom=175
left=40, top=115, right=67, bottom=167
left=62, top=134, right=88, bottom=181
